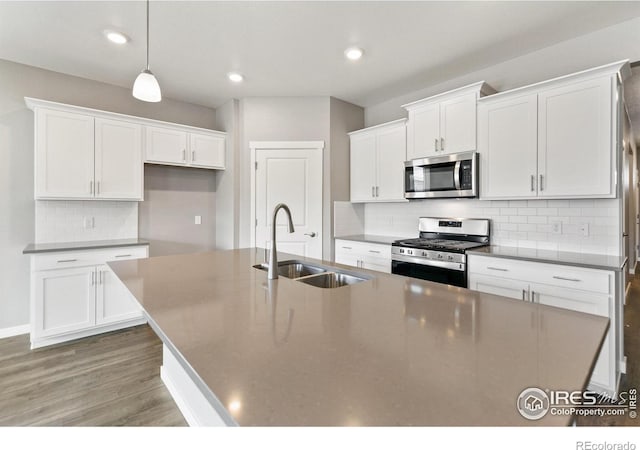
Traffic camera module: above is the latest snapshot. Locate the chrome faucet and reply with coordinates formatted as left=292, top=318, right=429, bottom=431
left=268, top=203, right=295, bottom=279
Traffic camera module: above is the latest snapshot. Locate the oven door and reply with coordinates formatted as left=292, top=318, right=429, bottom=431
left=391, top=259, right=467, bottom=288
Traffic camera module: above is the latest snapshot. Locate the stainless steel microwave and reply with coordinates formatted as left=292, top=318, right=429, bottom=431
left=404, top=151, right=478, bottom=199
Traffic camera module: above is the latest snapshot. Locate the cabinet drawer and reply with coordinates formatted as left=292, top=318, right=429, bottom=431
left=32, top=246, right=148, bottom=271
left=468, top=255, right=611, bottom=295
left=335, top=240, right=391, bottom=258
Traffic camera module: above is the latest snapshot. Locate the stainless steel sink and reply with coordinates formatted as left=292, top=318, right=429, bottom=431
left=253, top=259, right=372, bottom=288
left=253, top=260, right=327, bottom=279
left=296, top=272, right=369, bottom=289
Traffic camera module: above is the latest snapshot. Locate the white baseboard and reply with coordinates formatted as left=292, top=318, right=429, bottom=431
left=631, top=260, right=637, bottom=275
left=0, top=324, right=30, bottom=340
left=160, top=366, right=200, bottom=427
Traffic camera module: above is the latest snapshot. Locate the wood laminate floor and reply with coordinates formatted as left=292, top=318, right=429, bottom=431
left=0, top=325, right=186, bottom=426
left=1, top=274, right=639, bottom=426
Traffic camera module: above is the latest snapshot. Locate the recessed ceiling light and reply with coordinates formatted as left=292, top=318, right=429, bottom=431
left=344, top=47, right=364, bottom=61
left=104, top=30, right=129, bottom=45
left=228, top=72, right=244, bottom=83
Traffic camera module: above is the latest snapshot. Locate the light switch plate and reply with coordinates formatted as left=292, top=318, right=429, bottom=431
left=579, top=223, right=589, bottom=236
left=195, top=215, right=202, bottom=225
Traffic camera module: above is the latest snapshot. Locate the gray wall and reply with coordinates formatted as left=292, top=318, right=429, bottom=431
left=0, top=58, right=216, bottom=329
left=238, top=97, right=332, bottom=257
left=329, top=98, right=364, bottom=259
left=365, top=16, right=640, bottom=127
left=215, top=99, right=240, bottom=250
left=138, top=165, right=217, bottom=257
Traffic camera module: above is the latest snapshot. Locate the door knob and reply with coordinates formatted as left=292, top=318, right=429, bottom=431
left=304, top=232, right=317, bottom=237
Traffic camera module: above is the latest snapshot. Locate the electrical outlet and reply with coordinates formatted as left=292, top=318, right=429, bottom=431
left=550, top=221, right=562, bottom=234
left=83, top=217, right=92, bottom=229
left=579, top=223, right=590, bottom=237
left=194, top=215, right=202, bottom=225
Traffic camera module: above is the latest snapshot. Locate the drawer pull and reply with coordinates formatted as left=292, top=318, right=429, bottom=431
left=57, top=259, right=77, bottom=263
left=552, top=276, right=581, bottom=282
left=341, top=246, right=352, bottom=250
left=115, top=254, right=132, bottom=258
left=487, top=266, right=508, bottom=272
left=368, top=250, right=381, bottom=254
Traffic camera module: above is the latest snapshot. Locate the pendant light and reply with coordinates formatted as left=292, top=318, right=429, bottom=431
left=133, top=0, right=161, bottom=102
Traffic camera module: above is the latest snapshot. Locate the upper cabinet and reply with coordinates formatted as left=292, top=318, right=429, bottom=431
left=478, top=61, right=629, bottom=200
left=349, top=119, right=407, bottom=203
left=403, top=82, right=496, bottom=160
left=144, top=126, right=226, bottom=170
left=26, top=98, right=226, bottom=201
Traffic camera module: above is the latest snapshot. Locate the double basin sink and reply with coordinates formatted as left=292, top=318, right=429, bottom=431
left=253, top=260, right=372, bottom=288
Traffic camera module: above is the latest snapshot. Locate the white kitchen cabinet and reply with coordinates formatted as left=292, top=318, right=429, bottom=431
left=478, top=94, right=538, bottom=199
left=478, top=61, right=627, bottom=200
left=145, top=126, right=189, bottom=165
left=96, top=265, right=142, bottom=325
left=35, top=108, right=95, bottom=199
left=349, top=119, right=406, bottom=203
left=334, top=239, right=391, bottom=273
left=95, top=118, right=143, bottom=200
left=468, top=254, right=619, bottom=396
left=189, top=132, right=225, bottom=169
left=538, top=77, right=613, bottom=197
left=29, top=245, right=148, bottom=349
left=33, top=266, right=96, bottom=339
left=403, top=82, right=495, bottom=160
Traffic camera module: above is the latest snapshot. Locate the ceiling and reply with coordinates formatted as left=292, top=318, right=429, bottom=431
left=2, top=1, right=640, bottom=109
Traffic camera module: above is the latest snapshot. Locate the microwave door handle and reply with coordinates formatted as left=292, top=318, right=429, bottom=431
left=453, top=160, right=461, bottom=190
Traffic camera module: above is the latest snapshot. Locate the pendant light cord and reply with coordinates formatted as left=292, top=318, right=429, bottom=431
left=146, top=0, right=150, bottom=70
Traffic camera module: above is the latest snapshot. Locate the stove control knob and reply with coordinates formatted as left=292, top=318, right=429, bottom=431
left=447, top=255, right=454, bottom=261
left=437, top=253, right=443, bottom=259
left=422, top=251, right=428, bottom=257
left=399, top=249, right=404, bottom=254
left=407, top=250, right=413, bottom=255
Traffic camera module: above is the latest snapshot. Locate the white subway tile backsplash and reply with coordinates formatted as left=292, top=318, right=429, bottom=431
left=35, top=200, right=138, bottom=243
left=363, top=197, right=620, bottom=256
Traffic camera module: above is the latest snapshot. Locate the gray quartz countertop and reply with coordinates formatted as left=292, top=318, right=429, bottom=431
left=23, top=238, right=149, bottom=254
left=109, top=247, right=608, bottom=426
left=467, top=245, right=627, bottom=272
left=335, top=234, right=407, bottom=245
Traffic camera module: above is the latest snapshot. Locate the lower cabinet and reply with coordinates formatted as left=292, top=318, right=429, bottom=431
left=468, top=254, right=619, bottom=396
left=30, top=246, right=148, bottom=348
left=334, top=239, right=391, bottom=273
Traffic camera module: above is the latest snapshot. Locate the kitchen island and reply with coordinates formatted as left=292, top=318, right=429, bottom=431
left=108, top=248, right=609, bottom=426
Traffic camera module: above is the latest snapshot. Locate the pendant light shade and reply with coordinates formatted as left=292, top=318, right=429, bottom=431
left=133, top=69, right=161, bottom=102
left=133, top=0, right=161, bottom=102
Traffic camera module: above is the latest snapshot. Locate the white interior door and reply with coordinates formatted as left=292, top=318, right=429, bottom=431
left=254, top=146, right=323, bottom=259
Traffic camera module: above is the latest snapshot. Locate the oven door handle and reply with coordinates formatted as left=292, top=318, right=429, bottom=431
left=392, top=254, right=465, bottom=271
left=453, top=160, right=461, bottom=190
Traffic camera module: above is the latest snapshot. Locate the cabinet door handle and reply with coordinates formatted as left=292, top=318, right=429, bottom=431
left=487, top=266, right=508, bottom=272
left=369, top=250, right=381, bottom=254
left=304, top=232, right=317, bottom=237
left=192, top=150, right=196, bottom=161
left=96, top=181, right=100, bottom=195
left=552, top=276, right=581, bottom=282
left=341, top=246, right=352, bottom=250
left=90, top=181, right=94, bottom=195
left=371, top=186, right=375, bottom=197
left=90, top=271, right=94, bottom=286
left=57, top=259, right=77, bottom=263
left=375, top=186, right=379, bottom=197
left=531, top=175, right=535, bottom=192
left=115, top=254, right=132, bottom=258
left=539, top=174, right=544, bottom=191
left=434, top=138, right=438, bottom=152
left=440, top=137, right=444, bottom=151
left=182, top=149, right=186, bottom=161
left=531, top=291, right=536, bottom=303
left=522, top=289, right=527, bottom=301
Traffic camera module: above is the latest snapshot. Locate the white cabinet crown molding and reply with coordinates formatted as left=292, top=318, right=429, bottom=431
left=478, top=60, right=630, bottom=104
left=401, top=81, right=496, bottom=110
left=24, top=97, right=226, bottom=138
left=347, top=118, right=407, bottom=136
left=249, top=140, right=325, bottom=150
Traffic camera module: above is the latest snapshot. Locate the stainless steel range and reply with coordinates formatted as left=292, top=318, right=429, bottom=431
left=391, top=217, right=490, bottom=288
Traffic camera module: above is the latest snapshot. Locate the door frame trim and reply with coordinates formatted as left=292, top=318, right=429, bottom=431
left=249, top=141, right=325, bottom=249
